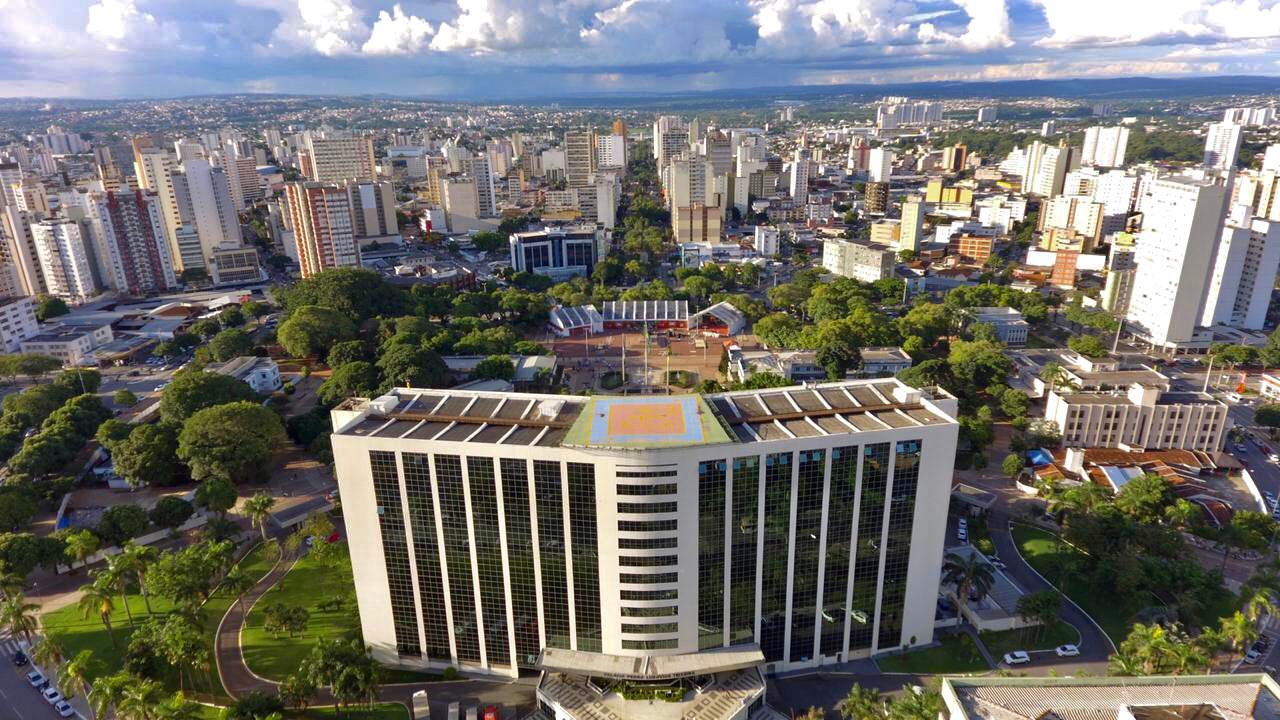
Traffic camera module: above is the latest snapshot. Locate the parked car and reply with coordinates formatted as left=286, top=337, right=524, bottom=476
left=989, top=558, right=1007, bottom=570
left=54, top=700, right=75, bottom=718
left=26, top=670, right=45, bottom=688
left=1055, top=644, right=1080, bottom=657
left=12, top=650, right=28, bottom=666
left=42, top=687, right=63, bottom=705
left=1269, top=453, right=1279, bottom=464
left=1003, top=651, right=1031, bottom=665
left=1246, top=648, right=1262, bottom=664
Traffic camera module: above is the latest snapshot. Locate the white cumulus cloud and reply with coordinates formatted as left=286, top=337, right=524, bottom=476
left=1033, top=0, right=1280, bottom=47
left=916, top=0, right=1012, bottom=51
left=86, top=0, right=165, bottom=51
left=362, top=4, right=435, bottom=55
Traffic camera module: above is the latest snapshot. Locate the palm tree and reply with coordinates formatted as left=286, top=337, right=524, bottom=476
left=888, top=689, right=943, bottom=720
left=1219, top=611, right=1259, bottom=664
left=30, top=634, right=64, bottom=671
left=1121, top=623, right=1172, bottom=674
left=0, top=593, right=40, bottom=645
left=118, top=543, right=159, bottom=615
left=90, top=672, right=131, bottom=720
left=118, top=677, right=163, bottom=720
left=0, top=570, right=24, bottom=600
left=796, top=709, right=826, bottom=720
left=63, top=530, right=100, bottom=573
left=1108, top=651, right=1143, bottom=676
left=96, top=564, right=134, bottom=627
left=222, top=568, right=255, bottom=613
left=1245, top=591, right=1278, bottom=630
left=941, top=551, right=995, bottom=623
left=242, top=491, right=276, bottom=543
left=61, top=649, right=96, bottom=702
left=837, top=683, right=886, bottom=720
left=1167, top=641, right=1210, bottom=675
left=153, top=692, right=203, bottom=720
left=77, top=582, right=118, bottom=649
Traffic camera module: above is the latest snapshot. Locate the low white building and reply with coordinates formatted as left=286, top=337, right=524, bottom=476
left=20, top=323, right=115, bottom=366
left=821, top=238, right=895, bottom=283
left=964, top=307, right=1029, bottom=347
left=1045, top=382, right=1230, bottom=452
left=858, top=347, right=914, bottom=377
left=206, top=356, right=282, bottom=394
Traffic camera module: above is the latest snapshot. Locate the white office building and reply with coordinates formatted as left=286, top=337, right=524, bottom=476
left=330, top=380, right=958, bottom=679
left=596, top=135, right=626, bottom=171
left=822, top=239, right=896, bottom=283
left=0, top=295, right=39, bottom=353
left=1080, top=126, right=1129, bottom=168
left=868, top=148, right=894, bottom=184
left=789, top=151, right=811, bottom=206
left=1046, top=383, right=1229, bottom=452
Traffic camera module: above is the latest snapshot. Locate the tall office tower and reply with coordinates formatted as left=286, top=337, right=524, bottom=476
left=976, top=106, right=998, bottom=123
left=0, top=163, right=22, bottom=207
left=462, top=155, right=496, bottom=218
left=31, top=218, right=99, bottom=303
left=653, top=115, right=684, bottom=159
left=283, top=182, right=359, bottom=278
left=657, top=126, right=689, bottom=169
left=345, top=180, right=398, bottom=238
left=900, top=199, right=924, bottom=251
left=789, top=150, right=811, bottom=205
left=184, top=159, right=241, bottom=257
left=1080, top=126, right=1130, bottom=168
left=942, top=144, right=967, bottom=173
left=304, top=133, right=376, bottom=182
left=2, top=207, right=46, bottom=295
left=329, top=380, right=958, bottom=676
left=85, top=190, right=177, bottom=295
left=564, top=130, right=597, bottom=190
left=595, top=135, right=626, bottom=171
left=1125, top=175, right=1228, bottom=349
left=868, top=148, right=894, bottom=183
left=1203, top=122, right=1243, bottom=172
left=1200, top=211, right=1280, bottom=329
left=703, top=130, right=733, bottom=176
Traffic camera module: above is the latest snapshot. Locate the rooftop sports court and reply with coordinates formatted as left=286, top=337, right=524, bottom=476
left=564, top=395, right=733, bottom=449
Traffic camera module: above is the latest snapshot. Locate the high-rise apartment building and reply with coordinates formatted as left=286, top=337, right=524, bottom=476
left=596, top=134, right=626, bottom=171
left=1200, top=212, right=1280, bottom=329
left=789, top=150, right=811, bottom=206
left=976, top=106, right=998, bottom=123
left=31, top=218, right=99, bottom=303
left=1020, top=141, right=1078, bottom=197
left=329, top=380, right=958, bottom=676
left=85, top=190, right=177, bottom=295
left=283, top=182, right=360, bottom=278
left=346, top=180, right=398, bottom=239
left=564, top=131, right=598, bottom=190
left=1203, top=122, right=1243, bottom=172
left=2, top=206, right=46, bottom=296
left=304, top=134, right=376, bottom=182
left=868, top=148, right=894, bottom=184
left=461, top=155, right=496, bottom=218
left=0, top=163, right=23, bottom=207
left=900, top=200, right=924, bottom=252
left=875, top=98, right=944, bottom=129
left=1125, top=175, right=1229, bottom=348
left=1080, top=126, right=1130, bottom=168
left=182, top=159, right=242, bottom=269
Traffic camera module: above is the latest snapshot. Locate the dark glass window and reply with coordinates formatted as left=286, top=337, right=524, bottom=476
left=617, top=483, right=679, bottom=495
left=788, top=449, right=825, bottom=663
left=467, top=457, right=510, bottom=668
left=618, top=501, right=678, bottom=514
left=849, top=443, right=890, bottom=652
left=622, top=623, right=679, bottom=634
left=435, top=454, right=480, bottom=663
left=820, top=446, right=859, bottom=657
left=615, top=470, right=678, bottom=478
left=619, top=555, right=678, bottom=567
left=621, top=605, right=678, bottom=617
left=499, top=458, right=540, bottom=667
left=621, top=572, right=678, bottom=584
left=760, top=452, right=792, bottom=663
left=567, top=462, right=601, bottom=653
left=370, top=451, right=420, bottom=657
left=618, top=519, right=678, bottom=532
left=621, top=589, right=678, bottom=601
left=877, top=440, right=922, bottom=650
left=622, top=639, right=678, bottom=650
left=619, top=537, right=678, bottom=550
left=698, top=459, right=726, bottom=649
left=729, top=456, right=759, bottom=646
left=402, top=453, right=449, bottom=660
left=533, top=460, right=570, bottom=649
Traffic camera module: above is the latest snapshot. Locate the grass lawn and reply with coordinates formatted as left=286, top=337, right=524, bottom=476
left=195, top=704, right=409, bottom=720
left=980, top=620, right=1080, bottom=659
left=1011, top=524, right=1137, bottom=646
left=875, top=633, right=989, bottom=674
left=41, top=541, right=273, bottom=701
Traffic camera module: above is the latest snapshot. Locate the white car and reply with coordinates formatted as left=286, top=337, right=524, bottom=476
left=42, top=687, right=63, bottom=705
left=26, top=670, right=44, bottom=688
left=1269, top=454, right=1279, bottom=464
left=1003, top=651, right=1031, bottom=665
left=54, top=700, right=74, bottom=718
left=1055, top=644, right=1080, bottom=657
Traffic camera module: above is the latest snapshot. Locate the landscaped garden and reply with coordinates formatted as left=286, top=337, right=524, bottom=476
left=874, top=632, right=989, bottom=674
left=979, top=620, right=1079, bottom=658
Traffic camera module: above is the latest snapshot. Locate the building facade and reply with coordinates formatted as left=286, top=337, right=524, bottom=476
left=284, top=182, right=360, bottom=278
left=330, top=380, right=958, bottom=678
left=822, top=239, right=895, bottom=283
left=1045, top=383, right=1229, bottom=452
left=509, top=226, right=603, bottom=279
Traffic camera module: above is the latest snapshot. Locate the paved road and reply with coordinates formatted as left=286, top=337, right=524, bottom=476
left=0, top=633, right=93, bottom=720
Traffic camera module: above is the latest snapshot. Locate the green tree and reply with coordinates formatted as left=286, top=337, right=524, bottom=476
left=317, top=361, right=381, bottom=407
left=470, top=355, right=515, bottom=381
left=113, top=424, right=183, bottom=487
left=1067, top=334, right=1110, bottom=359
left=117, top=542, right=159, bottom=614
left=179, top=403, right=283, bottom=484
left=1256, top=404, right=1280, bottom=429
left=0, top=592, right=39, bottom=644
left=219, top=305, right=246, bottom=328
left=1002, top=453, right=1024, bottom=479
left=470, top=231, right=505, bottom=253
left=274, top=268, right=403, bottom=323
left=942, top=551, right=995, bottom=622
left=242, top=300, right=269, bottom=326
left=276, top=306, right=357, bottom=359
left=809, top=319, right=863, bottom=380
left=35, top=295, right=69, bottom=321
left=376, top=344, right=449, bottom=389
left=242, top=491, right=276, bottom=542
left=753, top=312, right=803, bottom=348
left=96, top=505, right=150, bottom=547
left=837, top=684, right=886, bottom=720
left=62, top=529, right=99, bottom=571
left=208, top=328, right=255, bottom=362
left=159, top=371, right=258, bottom=425
left=194, top=477, right=238, bottom=518
left=1113, top=473, right=1173, bottom=523
left=112, top=389, right=139, bottom=407
left=325, top=340, right=368, bottom=369
left=149, top=497, right=195, bottom=532
left=77, top=581, right=118, bottom=648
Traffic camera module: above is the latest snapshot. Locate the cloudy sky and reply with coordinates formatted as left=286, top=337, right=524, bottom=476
left=0, top=0, right=1277, bottom=99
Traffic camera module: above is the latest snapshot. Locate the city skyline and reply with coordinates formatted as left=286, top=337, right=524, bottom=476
left=2, top=0, right=1280, bottom=99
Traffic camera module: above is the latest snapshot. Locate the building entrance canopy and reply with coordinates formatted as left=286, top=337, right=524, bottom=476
left=537, top=646, right=765, bottom=682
